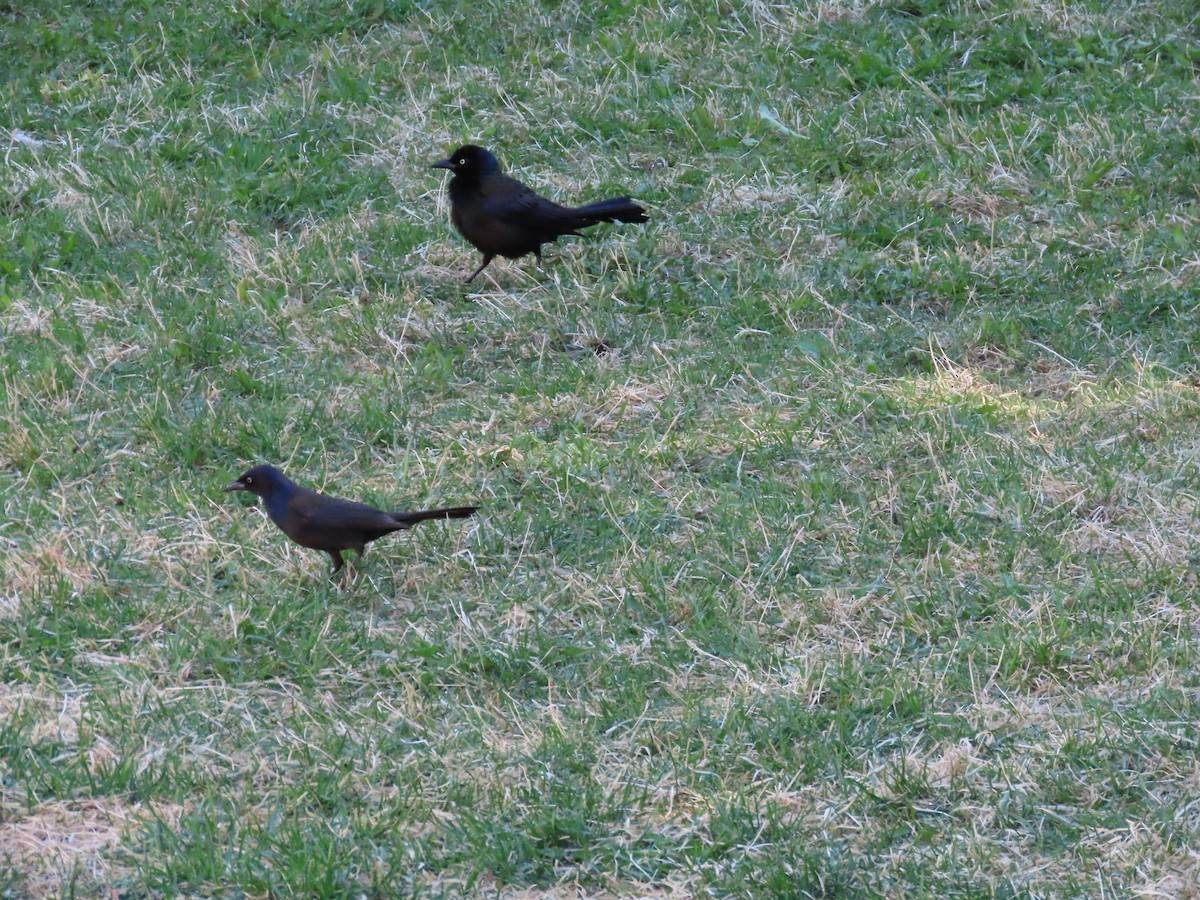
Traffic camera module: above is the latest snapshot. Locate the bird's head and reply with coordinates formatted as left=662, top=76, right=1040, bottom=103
left=224, top=465, right=290, bottom=500
left=430, top=144, right=499, bottom=178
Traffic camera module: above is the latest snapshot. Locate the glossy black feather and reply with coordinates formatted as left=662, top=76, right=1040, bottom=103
left=225, top=465, right=477, bottom=575
left=431, top=144, right=648, bottom=282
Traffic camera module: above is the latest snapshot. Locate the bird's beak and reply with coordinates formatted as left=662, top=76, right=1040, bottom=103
left=430, top=157, right=454, bottom=170
left=224, top=480, right=246, bottom=493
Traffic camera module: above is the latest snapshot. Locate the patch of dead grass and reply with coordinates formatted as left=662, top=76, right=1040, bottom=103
left=0, top=799, right=137, bottom=897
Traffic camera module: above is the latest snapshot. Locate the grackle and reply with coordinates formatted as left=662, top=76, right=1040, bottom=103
left=225, top=465, right=477, bottom=576
left=431, top=144, right=649, bottom=283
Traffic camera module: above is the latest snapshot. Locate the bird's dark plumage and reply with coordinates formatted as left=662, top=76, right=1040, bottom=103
left=225, top=465, right=477, bottom=575
left=431, top=144, right=649, bottom=283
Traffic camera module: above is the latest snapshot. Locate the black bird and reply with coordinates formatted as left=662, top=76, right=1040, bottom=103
left=431, top=144, right=649, bottom=283
left=225, top=465, right=477, bottom=576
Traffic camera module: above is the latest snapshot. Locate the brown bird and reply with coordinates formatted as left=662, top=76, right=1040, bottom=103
left=225, top=465, right=477, bottom=576
left=431, top=144, right=649, bottom=282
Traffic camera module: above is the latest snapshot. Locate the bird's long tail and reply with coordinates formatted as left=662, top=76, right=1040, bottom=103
left=571, top=197, right=649, bottom=225
left=392, top=506, right=478, bottom=527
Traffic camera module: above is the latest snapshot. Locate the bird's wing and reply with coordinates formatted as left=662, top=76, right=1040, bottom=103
left=308, top=495, right=399, bottom=531
left=282, top=489, right=393, bottom=543
left=480, top=175, right=572, bottom=224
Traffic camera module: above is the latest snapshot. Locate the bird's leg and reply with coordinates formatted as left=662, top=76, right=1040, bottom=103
left=534, top=247, right=544, bottom=269
left=464, top=254, right=494, bottom=284
left=341, top=548, right=364, bottom=583
left=328, top=551, right=344, bottom=577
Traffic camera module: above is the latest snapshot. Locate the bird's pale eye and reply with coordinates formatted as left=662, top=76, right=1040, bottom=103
left=458, top=158, right=466, bottom=165
left=245, top=477, right=253, bottom=485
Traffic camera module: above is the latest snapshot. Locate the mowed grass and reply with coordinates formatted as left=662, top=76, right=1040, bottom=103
left=3, top=0, right=1200, bottom=895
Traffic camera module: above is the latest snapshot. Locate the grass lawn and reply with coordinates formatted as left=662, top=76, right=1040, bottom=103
left=3, top=0, right=1200, bottom=895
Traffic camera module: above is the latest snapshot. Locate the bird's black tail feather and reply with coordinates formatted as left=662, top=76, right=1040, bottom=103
left=572, top=197, right=649, bottom=225
left=392, top=506, right=478, bottom=527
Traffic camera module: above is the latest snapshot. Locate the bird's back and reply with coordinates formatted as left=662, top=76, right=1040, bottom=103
left=282, top=488, right=404, bottom=551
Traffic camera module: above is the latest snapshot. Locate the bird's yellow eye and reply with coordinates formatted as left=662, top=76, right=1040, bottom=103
left=458, top=158, right=466, bottom=165
left=245, top=477, right=253, bottom=485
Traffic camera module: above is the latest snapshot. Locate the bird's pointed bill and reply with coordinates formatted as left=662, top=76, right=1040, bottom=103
left=224, top=480, right=248, bottom=492
left=430, top=157, right=454, bottom=170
